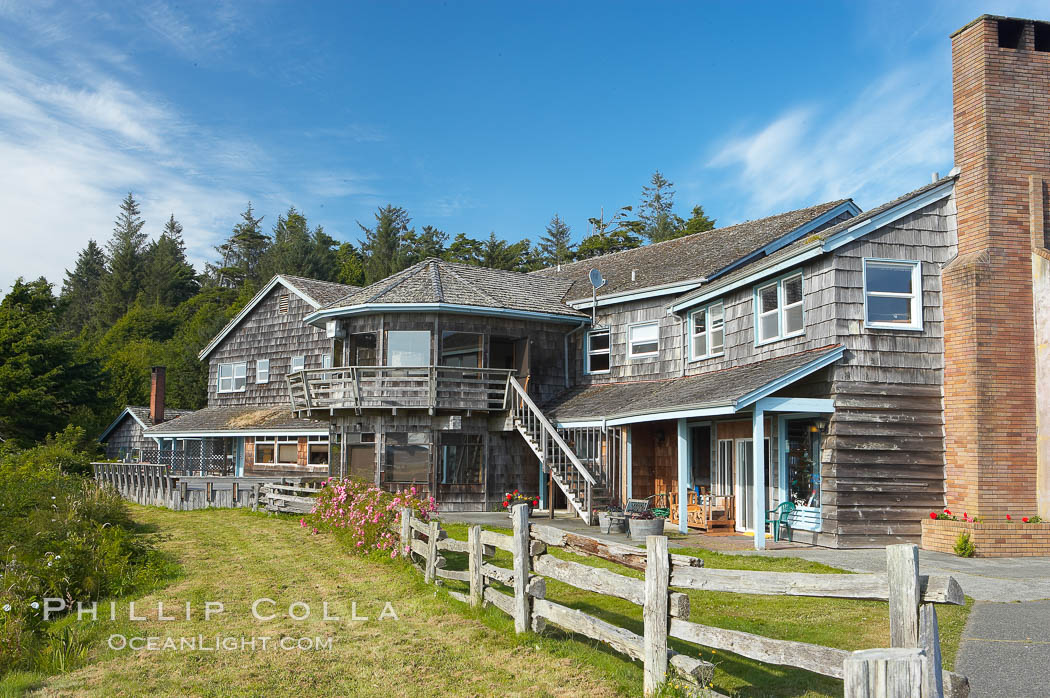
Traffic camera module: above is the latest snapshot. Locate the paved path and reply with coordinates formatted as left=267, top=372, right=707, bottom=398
left=954, top=601, right=1050, bottom=698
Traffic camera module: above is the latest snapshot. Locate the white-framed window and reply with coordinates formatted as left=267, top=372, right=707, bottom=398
left=256, top=359, right=270, bottom=384
left=754, top=273, right=804, bottom=345
left=628, top=321, right=659, bottom=359
left=863, top=259, right=923, bottom=330
left=585, top=329, right=610, bottom=374
left=290, top=356, right=305, bottom=372
left=322, top=354, right=332, bottom=369
left=689, top=301, right=725, bottom=361
left=217, top=362, right=247, bottom=393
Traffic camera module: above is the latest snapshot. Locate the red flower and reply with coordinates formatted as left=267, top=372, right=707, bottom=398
left=963, top=512, right=967, bottom=519
left=1023, top=517, right=1030, bottom=523
left=1007, top=515, right=1012, bottom=521
left=513, top=490, right=519, bottom=495
left=532, top=499, right=539, bottom=506
left=930, top=512, right=937, bottom=519
left=502, top=501, right=508, bottom=508
left=944, top=509, right=951, bottom=515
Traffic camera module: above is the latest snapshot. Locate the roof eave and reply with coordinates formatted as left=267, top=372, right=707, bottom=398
left=304, top=302, right=589, bottom=327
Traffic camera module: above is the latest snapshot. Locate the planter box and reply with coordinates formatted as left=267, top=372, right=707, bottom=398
left=598, top=513, right=627, bottom=535
left=921, top=517, right=1050, bottom=557
left=628, top=517, right=665, bottom=542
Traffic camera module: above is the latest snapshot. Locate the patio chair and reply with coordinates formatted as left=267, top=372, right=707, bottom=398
left=765, top=501, right=796, bottom=542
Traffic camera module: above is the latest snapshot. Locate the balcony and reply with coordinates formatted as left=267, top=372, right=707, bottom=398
left=287, top=366, right=516, bottom=414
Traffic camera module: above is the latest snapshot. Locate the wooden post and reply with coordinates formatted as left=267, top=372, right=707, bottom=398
left=206, top=481, right=213, bottom=504
left=400, top=507, right=412, bottom=559
left=643, top=535, right=669, bottom=696
left=511, top=502, right=531, bottom=633
left=844, top=647, right=926, bottom=698
left=887, top=544, right=921, bottom=648
left=232, top=481, right=240, bottom=506
left=425, top=520, right=439, bottom=583
left=468, top=524, right=483, bottom=608
left=919, top=603, right=945, bottom=698
left=252, top=483, right=260, bottom=512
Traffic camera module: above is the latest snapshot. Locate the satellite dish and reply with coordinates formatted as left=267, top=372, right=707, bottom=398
left=588, top=269, right=607, bottom=289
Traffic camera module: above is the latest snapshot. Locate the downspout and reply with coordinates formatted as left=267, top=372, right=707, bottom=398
left=564, top=320, right=589, bottom=388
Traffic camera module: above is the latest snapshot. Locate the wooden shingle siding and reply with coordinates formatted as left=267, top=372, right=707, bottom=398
left=208, top=287, right=329, bottom=407
left=102, top=417, right=152, bottom=459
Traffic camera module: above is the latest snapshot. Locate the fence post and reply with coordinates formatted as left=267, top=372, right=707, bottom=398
left=919, top=603, right=944, bottom=698
left=643, top=535, right=669, bottom=696
left=253, top=483, right=261, bottom=512
left=511, top=502, right=531, bottom=633
left=887, top=544, right=921, bottom=648
left=206, top=481, right=214, bottom=505
left=425, top=520, right=439, bottom=583
left=400, top=508, right=412, bottom=559
left=844, top=647, right=926, bottom=698
left=468, top=524, right=483, bottom=608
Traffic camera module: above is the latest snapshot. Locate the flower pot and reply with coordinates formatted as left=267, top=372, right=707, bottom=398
left=628, top=517, right=665, bottom=542
left=598, top=512, right=613, bottom=534
left=598, top=512, right=626, bottom=534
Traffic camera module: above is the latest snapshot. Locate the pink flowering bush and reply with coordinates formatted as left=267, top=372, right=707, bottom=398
left=304, top=478, right=437, bottom=555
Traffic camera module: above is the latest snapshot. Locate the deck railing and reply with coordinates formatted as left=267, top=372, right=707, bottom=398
left=287, top=365, right=515, bottom=413
left=140, top=448, right=231, bottom=476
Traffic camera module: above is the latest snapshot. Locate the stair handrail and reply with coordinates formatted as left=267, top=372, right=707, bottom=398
left=507, top=376, right=596, bottom=486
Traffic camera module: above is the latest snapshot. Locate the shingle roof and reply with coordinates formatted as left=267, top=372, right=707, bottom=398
left=533, top=200, right=852, bottom=300
left=126, top=405, right=196, bottom=427
left=279, top=275, right=357, bottom=306
left=544, top=346, right=843, bottom=421
left=318, top=258, right=586, bottom=318
left=144, top=406, right=329, bottom=435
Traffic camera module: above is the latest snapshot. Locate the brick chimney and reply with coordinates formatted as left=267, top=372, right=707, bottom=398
left=150, top=366, right=166, bottom=424
left=945, top=16, right=1050, bottom=518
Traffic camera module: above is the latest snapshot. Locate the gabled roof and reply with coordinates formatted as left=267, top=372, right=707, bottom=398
left=670, top=175, right=957, bottom=313
left=533, top=199, right=858, bottom=303
left=143, top=406, right=329, bottom=437
left=306, top=258, right=588, bottom=324
left=545, top=345, right=844, bottom=424
left=198, top=274, right=356, bottom=360
left=98, top=405, right=196, bottom=442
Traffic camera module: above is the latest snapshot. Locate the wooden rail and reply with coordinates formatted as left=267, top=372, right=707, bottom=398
left=287, top=365, right=515, bottom=414
left=398, top=505, right=970, bottom=698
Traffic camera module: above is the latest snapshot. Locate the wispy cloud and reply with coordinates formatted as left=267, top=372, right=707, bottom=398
left=700, top=57, right=953, bottom=220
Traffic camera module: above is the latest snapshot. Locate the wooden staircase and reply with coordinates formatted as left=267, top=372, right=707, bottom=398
left=507, top=376, right=607, bottom=524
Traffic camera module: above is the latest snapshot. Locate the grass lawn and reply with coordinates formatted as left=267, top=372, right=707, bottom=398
left=7, top=508, right=971, bottom=698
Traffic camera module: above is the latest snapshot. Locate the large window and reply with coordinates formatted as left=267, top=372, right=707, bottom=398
left=254, top=439, right=275, bottom=464
left=689, top=302, right=725, bottom=360
left=256, top=359, right=270, bottom=384
left=755, top=273, right=804, bottom=345
left=585, top=329, right=610, bottom=374
left=218, top=362, right=247, bottom=393
left=349, top=333, right=377, bottom=366
left=863, top=259, right=922, bottom=330
left=439, top=433, right=483, bottom=484
left=627, top=321, right=659, bottom=359
left=277, top=435, right=298, bottom=464
left=308, top=435, right=329, bottom=465
left=384, top=432, right=431, bottom=483
left=387, top=331, right=431, bottom=366
left=441, top=331, right=483, bottom=368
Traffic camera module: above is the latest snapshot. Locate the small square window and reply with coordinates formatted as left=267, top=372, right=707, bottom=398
left=291, top=356, right=305, bottom=373
left=585, top=329, right=610, bottom=374
left=628, top=322, right=659, bottom=358
left=863, top=259, right=923, bottom=330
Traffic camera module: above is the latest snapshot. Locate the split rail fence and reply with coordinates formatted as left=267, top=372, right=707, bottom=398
left=400, top=503, right=969, bottom=698
left=92, top=463, right=323, bottom=513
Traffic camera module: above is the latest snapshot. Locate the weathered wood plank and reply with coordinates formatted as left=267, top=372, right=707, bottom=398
left=643, top=536, right=668, bottom=696
left=532, top=554, right=689, bottom=618
left=447, top=590, right=470, bottom=605
left=920, top=604, right=944, bottom=698
left=669, top=618, right=848, bottom=679
left=888, top=544, right=921, bottom=648
left=410, top=538, right=428, bottom=559
left=481, top=529, right=514, bottom=553
left=468, top=525, right=483, bottom=608
left=669, top=567, right=963, bottom=605
left=530, top=524, right=703, bottom=571
left=436, top=568, right=470, bottom=582
left=437, top=537, right=468, bottom=553
left=483, top=586, right=515, bottom=617
left=511, top=504, right=531, bottom=634
left=843, top=647, right=925, bottom=698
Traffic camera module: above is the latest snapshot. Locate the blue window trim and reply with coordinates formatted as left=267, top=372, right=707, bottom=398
left=584, top=328, right=611, bottom=375
left=626, top=320, right=660, bottom=360
left=753, top=271, right=805, bottom=347
left=861, top=258, right=924, bottom=332
left=687, top=300, right=726, bottom=362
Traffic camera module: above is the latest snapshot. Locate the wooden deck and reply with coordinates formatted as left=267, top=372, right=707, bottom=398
left=287, top=365, right=514, bottom=414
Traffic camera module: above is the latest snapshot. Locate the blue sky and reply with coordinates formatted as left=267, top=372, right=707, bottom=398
left=0, top=0, right=1047, bottom=291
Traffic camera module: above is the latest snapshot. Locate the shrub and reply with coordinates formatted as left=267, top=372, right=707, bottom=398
left=954, top=532, right=976, bottom=558
left=306, top=478, right=437, bottom=557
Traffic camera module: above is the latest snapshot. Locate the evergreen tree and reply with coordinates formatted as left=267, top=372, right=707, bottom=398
left=401, top=225, right=448, bottom=267
left=358, top=205, right=412, bottom=283
left=479, top=232, right=531, bottom=271
left=638, top=171, right=684, bottom=243
left=206, top=202, right=268, bottom=289
left=681, top=204, right=716, bottom=237
left=578, top=205, right=644, bottom=259
left=336, top=242, right=366, bottom=286
left=538, top=214, right=575, bottom=267
left=59, top=240, right=107, bottom=334
left=99, top=192, right=148, bottom=323
left=0, top=278, right=102, bottom=445
left=141, top=214, right=199, bottom=307
left=259, top=207, right=339, bottom=281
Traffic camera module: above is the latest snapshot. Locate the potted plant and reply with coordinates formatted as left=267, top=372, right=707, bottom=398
left=598, top=505, right=626, bottom=534
left=503, top=490, right=538, bottom=518
left=628, top=509, right=666, bottom=541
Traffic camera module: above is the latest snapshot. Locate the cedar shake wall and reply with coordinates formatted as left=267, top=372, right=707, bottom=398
left=208, top=286, right=330, bottom=407
left=945, top=17, right=1049, bottom=519
left=102, top=417, right=153, bottom=459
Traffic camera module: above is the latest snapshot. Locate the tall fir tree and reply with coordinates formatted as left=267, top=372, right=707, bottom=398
left=60, top=239, right=107, bottom=334
left=259, top=207, right=339, bottom=281
left=681, top=205, right=716, bottom=237
left=578, top=205, right=644, bottom=259
left=638, top=171, right=684, bottom=243
left=401, top=225, right=448, bottom=267
left=141, top=214, right=199, bottom=307
left=358, top=205, right=412, bottom=283
left=480, top=232, right=531, bottom=271
left=336, top=242, right=366, bottom=286
left=206, top=202, right=268, bottom=289
left=99, top=192, right=148, bottom=323
left=538, top=214, right=575, bottom=267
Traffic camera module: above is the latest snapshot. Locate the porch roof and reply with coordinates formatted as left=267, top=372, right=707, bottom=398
left=545, top=345, right=843, bottom=424
left=143, top=406, right=329, bottom=438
